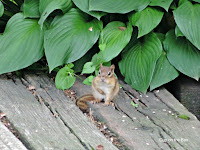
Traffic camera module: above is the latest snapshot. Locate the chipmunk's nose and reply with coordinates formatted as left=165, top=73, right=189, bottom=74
left=101, top=76, right=105, bottom=82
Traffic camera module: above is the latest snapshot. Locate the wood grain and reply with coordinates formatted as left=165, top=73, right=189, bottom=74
left=0, top=74, right=117, bottom=150
left=1, top=73, right=200, bottom=150
left=0, top=121, right=28, bottom=150
left=71, top=78, right=200, bottom=150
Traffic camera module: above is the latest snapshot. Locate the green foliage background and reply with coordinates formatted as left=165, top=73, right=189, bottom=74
left=0, top=0, right=200, bottom=93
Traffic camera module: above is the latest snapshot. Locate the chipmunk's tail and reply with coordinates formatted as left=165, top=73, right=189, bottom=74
left=76, top=94, right=94, bottom=111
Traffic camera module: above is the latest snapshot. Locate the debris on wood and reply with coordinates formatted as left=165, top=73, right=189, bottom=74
left=96, top=144, right=104, bottom=150
left=0, top=113, right=20, bottom=139
left=64, top=89, right=76, bottom=101
left=28, top=85, right=35, bottom=91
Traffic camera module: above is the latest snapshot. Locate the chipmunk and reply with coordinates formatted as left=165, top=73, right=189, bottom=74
left=76, top=64, right=119, bottom=111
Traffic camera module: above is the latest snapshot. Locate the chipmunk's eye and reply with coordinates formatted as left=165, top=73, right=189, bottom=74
left=98, top=71, right=101, bottom=75
left=108, top=72, right=111, bottom=76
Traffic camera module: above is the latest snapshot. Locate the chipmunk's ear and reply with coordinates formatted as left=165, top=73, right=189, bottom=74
left=110, top=64, right=115, bottom=72
left=100, top=63, right=103, bottom=68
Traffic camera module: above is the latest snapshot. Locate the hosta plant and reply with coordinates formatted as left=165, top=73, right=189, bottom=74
left=0, top=0, right=200, bottom=93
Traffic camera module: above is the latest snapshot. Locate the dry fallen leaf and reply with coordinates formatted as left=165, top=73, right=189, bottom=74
left=96, top=145, right=104, bottom=150
left=0, top=113, right=6, bottom=119
left=64, top=89, right=76, bottom=100
left=118, top=26, right=126, bottom=31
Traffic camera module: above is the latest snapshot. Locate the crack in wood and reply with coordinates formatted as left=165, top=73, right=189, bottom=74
left=114, top=104, right=136, bottom=125
left=55, top=110, right=90, bottom=150
left=158, top=132, right=177, bottom=150
left=37, top=86, right=90, bottom=150
left=152, top=92, right=184, bottom=134
left=37, top=93, right=89, bottom=149
left=0, top=107, right=32, bottom=149
left=153, top=92, right=179, bottom=115
left=153, top=115, right=172, bottom=131
left=122, top=87, right=138, bottom=99
left=122, top=88, right=148, bottom=108
left=40, top=94, right=89, bottom=149
left=137, top=109, right=185, bottom=149
left=21, top=77, right=59, bottom=118
left=121, top=85, right=190, bottom=149
left=150, top=136, right=164, bottom=150
left=115, top=103, right=137, bottom=125
left=37, top=91, right=58, bottom=117
left=6, top=74, right=18, bottom=86
left=40, top=95, right=58, bottom=118
left=21, top=77, right=90, bottom=149
left=21, top=78, right=46, bottom=106
left=20, top=78, right=29, bottom=87
left=7, top=74, right=198, bottom=150
left=137, top=91, right=150, bottom=103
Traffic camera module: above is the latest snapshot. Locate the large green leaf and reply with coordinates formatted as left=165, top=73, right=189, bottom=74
left=173, top=1, right=200, bottom=50
left=98, top=21, right=133, bottom=62
left=72, top=0, right=106, bottom=20
left=24, top=0, right=40, bottom=18
left=0, top=13, right=44, bottom=74
left=119, top=32, right=162, bottom=93
left=0, top=1, right=4, bottom=17
left=44, top=8, right=103, bottom=72
left=129, top=7, right=164, bottom=38
left=164, top=30, right=200, bottom=80
left=192, top=0, right=200, bottom=3
left=150, top=51, right=179, bottom=91
left=150, top=0, right=173, bottom=11
left=38, top=0, right=72, bottom=29
left=89, top=0, right=150, bottom=13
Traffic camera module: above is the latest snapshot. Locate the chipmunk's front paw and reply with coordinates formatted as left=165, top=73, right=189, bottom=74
left=104, top=101, right=110, bottom=106
left=104, top=101, right=114, bottom=106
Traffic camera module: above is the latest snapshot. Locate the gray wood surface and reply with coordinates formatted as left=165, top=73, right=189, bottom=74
left=0, top=74, right=117, bottom=150
left=71, top=78, right=200, bottom=150
left=0, top=121, right=28, bottom=150
left=1, top=73, right=200, bottom=150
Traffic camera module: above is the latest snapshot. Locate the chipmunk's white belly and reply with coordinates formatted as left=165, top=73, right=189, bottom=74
left=93, top=90, right=105, bottom=100
left=99, top=84, right=110, bottom=95
left=93, top=84, right=110, bottom=100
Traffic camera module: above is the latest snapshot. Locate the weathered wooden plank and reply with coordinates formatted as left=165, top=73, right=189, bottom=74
left=0, top=76, right=85, bottom=150
left=166, top=75, right=200, bottom=120
left=72, top=79, right=173, bottom=150
left=1, top=72, right=200, bottom=150
left=154, top=88, right=200, bottom=148
left=121, top=84, right=200, bottom=150
left=23, top=73, right=118, bottom=150
left=0, top=121, right=28, bottom=150
left=71, top=78, right=200, bottom=150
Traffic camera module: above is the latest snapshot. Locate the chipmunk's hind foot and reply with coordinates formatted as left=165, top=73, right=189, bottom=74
left=91, top=99, right=101, bottom=104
